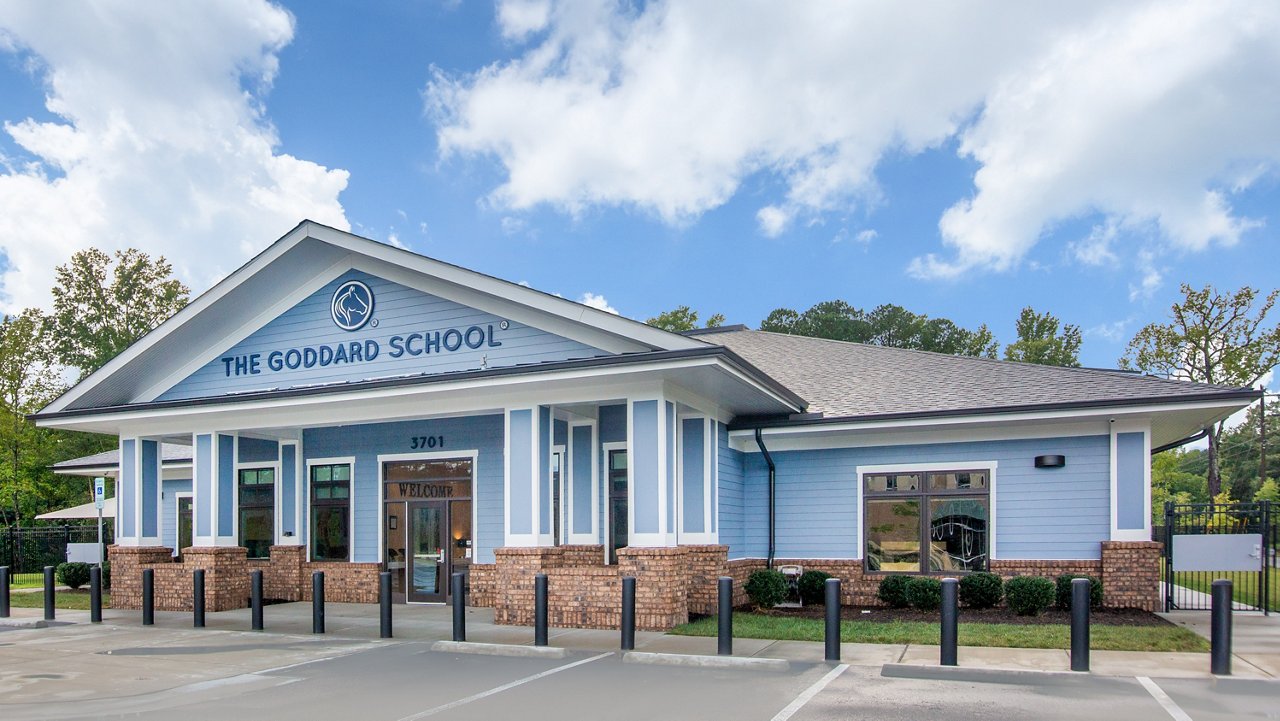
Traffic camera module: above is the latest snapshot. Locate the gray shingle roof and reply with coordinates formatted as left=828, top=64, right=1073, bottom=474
left=708, top=328, right=1254, bottom=421
left=53, top=442, right=192, bottom=469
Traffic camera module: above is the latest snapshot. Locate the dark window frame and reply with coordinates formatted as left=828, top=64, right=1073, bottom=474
left=237, top=466, right=275, bottom=560
left=310, top=462, right=352, bottom=562
left=863, top=468, right=990, bottom=575
left=607, top=447, right=628, bottom=564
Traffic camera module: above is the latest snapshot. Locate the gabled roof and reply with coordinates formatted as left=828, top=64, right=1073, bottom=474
left=41, top=221, right=708, bottom=414
left=707, top=328, right=1259, bottom=424
left=52, top=442, right=192, bottom=471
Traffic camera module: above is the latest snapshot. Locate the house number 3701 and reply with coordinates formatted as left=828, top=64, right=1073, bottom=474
left=410, top=436, right=445, bottom=449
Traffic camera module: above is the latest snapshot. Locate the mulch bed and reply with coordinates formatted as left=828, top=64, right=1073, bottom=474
left=758, top=604, right=1173, bottom=627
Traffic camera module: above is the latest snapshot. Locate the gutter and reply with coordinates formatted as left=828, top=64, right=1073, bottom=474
left=754, top=427, right=776, bottom=570
left=1151, top=429, right=1209, bottom=455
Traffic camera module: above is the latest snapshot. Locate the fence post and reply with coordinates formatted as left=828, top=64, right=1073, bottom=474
left=0, top=566, right=8, bottom=619
left=193, top=569, right=205, bottom=628
left=1211, top=579, right=1233, bottom=675
left=142, top=569, right=154, bottom=625
left=534, top=573, right=549, bottom=647
left=621, top=576, right=636, bottom=651
left=43, top=565, right=55, bottom=621
left=824, top=577, right=841, bottom=662
left=940, top=578, right=958, bottom=666
left=717, top=577, right=733, bottom=656
left=380, top=571, right=393, bottom=639
left=312, top=571, right=325, bottom=634
left=1070, top=578, right=1090, bottom=672
left=90, top=566, right=102, bottom=623
left=451, top=572, right=466, bottom=642
left=251, top=570, right=263, bottom=631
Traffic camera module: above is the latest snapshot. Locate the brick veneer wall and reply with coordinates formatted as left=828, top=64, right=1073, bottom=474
left=107, top=545, right=249, bottom=612
left=468, top=563, right=497, bottom=607
left=1101, top=540, right=1162, bottom=611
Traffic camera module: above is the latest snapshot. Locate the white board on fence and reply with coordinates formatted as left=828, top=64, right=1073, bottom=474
left=1171, top=534, right=1262, bottom=572
left=66, top=542, right=102, bottom=564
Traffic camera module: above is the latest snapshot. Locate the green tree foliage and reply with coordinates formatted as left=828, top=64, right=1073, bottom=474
left=1215, top=398, right=1280, bottom=503
left=50, top=248, right=190, bottom=377
left=1003, top=307, right=1082, bottom=367
left=645, top=305, right=724, bottom=332
left=759, top=301, right=998, bottom=357
left=1255, top=478, right=1280, bottom=503
left=1150, top=449, right=1210, bottom=525
left=0, top=309, right=63, bottom=526
left=1121, top=284, right=1280, bottom=496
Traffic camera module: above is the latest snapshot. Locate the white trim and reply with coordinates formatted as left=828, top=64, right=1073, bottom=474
left=731, top=420, right=1114, bottom=453
left=566, top=420, right=599, bottom=545
left=503, top=407, right=540, bottom=547
left=279, top=441, right=304, bottom=546
left=552, top=443, right=566, bottom=545
left=172, top=491, right=193, bottom=557
left=602, top=441, right=627, bottom=564
left=304, top=455, right=356, bottom=562
left=675, top=414, right=717, bottom=545
left=856, top=460, right=998, bottom=568
left=233, top=456, right=282, bottom=556
left=1110, top=420, right=1153, bottom=541
left=376, top=449, right=480, bottom=579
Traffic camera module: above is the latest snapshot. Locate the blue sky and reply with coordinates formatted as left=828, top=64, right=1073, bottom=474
left=1, top=1, right=1279, bottom=372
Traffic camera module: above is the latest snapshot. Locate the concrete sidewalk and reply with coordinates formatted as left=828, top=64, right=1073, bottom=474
left=6, top=602, right=1278, bottom=681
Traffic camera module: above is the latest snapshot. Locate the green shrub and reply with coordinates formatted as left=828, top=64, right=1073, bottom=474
left=905, top=577, right=943, bottom=610
left=959, top=572, right=1004, bottom=609
left=1005, top=576, right=1055, bottom=616
left=1055, top=574, right=1103, bottom=611
left=744, top=569, right=788, bottom=609
left=877, top=575, right=913, bottom=608
left=797, top=570, right=834, bottom=605
left=56, top=562, right=91, bottom=590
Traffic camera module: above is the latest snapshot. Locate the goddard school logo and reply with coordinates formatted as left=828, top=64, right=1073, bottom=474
left=331, top=280, right=374, bottom=331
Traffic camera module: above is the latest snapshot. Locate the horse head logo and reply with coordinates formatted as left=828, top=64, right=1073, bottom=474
left=330, top=280, right=374, bottom=331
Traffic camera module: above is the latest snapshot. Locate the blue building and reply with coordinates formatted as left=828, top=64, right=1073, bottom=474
left=37, top=221, right=1256, bottom=628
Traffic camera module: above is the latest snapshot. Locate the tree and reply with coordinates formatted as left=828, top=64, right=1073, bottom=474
left=1256, top=478, right=1280, bottom=503
left=49, top=248, right=190, bottom=377
left=1004, top=307, right=1082, bottom=367
left=1121, top=284, right=1280, bottom=496
left=1216, top=397, right=1280, bottom=502
left=0, top=309, right=64, bottom=527
left=760, top=300, right=998, bottom=358
left=646, top=306, right=724, bottom=332
left=1150, top=448, right=1209, bottom=525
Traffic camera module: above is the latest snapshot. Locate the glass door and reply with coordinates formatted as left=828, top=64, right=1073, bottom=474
left=177, top=496, right=193, bottom=561
left=608, top=449, right=628, bottom=564
left=407, top=501, right=447, bottom=603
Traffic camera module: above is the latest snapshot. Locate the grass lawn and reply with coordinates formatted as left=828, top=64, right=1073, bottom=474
left=671, top=613, right=1209, bottom=653
left=8, top=589, right=110, bottom=611
left=1167, top=570, right=1279, bottom=612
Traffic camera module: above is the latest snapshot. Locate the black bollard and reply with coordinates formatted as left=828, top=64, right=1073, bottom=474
left=824, top=577, right=841, bottom=662
left=193, top=569, right=205, bottom=628
left=0, top=566, right=9, bottom=619
left=621, top=576, right=636, bottom=651
left=251, top=570, right=264, bottom=631
left=1070, top=578, right=1090, bottom=672
left=717, top=577, right=733, bottom=656
left=940, top=577, right=958, bottom=666
left=90, top=566, right=102, bottom=623
left=380, top=571, right=393, bottom=639
left=43, top=566, right=55, bottom=621
left=1211, top=579, right=1233, bottom=675
left=142, top=568, right=154, bottom=625
left=534, top=573, right=549, bottom=647
left=451, top=572, right=466, bottom=642
left=312, top=571, right=325, bottom=634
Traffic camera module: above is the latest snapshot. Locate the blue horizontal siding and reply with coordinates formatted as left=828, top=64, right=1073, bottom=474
left=303, top=414, right=504, bottom=564
left=159, top=269, right=609, bottom=401
left=161, top=479, right=192, bottom=553
left=723, top=435, right=1112, bottom=562
left=717, top=423, right=747, bottom=558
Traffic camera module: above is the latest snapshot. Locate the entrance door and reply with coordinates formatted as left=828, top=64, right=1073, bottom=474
left=177, top=496, right=193, bottom=561
left=607, top=448, right=628, bottom=564
left=407, top=501, right=447, bottom=603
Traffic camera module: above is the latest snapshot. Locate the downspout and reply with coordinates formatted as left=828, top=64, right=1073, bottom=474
left=754, top=427, right=776, bottom=570
left=1151, top=429, right=1209, bottom=455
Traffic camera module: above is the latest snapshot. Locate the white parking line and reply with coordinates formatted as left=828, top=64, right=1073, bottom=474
left=395, top=652, right=613, bottom=720
left=770, top=664, right=849, bottom=721
left=1136, top=676, right=1194, bottom=721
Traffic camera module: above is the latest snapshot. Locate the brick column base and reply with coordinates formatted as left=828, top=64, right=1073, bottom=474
left=182, top=547, right=250, bottom=611
left=248, top=545, right=305, bottom=601
left=619, top=547, right=690, bottom=630
left=107, top=546, right=174, bottom=610
left=1101, top=540, right=1163, bottom=611
left=493, top=547, right=565, bottom=625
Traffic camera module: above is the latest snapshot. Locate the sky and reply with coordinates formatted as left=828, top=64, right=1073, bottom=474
left=1, top=0, right=1279, bottom=375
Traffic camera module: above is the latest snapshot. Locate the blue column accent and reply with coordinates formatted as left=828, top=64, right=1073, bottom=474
left=508, top=409, right=533, bottom=536
left=194, top=434, right=212, bottom=538
left=281, top=443, right=297, bottom=537
left=631, top=400, right=660, bottom=535
left=238, top=436, right=278, bottom=463
left=1116, top=432, right=1146, bottom=530
left=539, top=407, right=552, bottom=535
left=217, top=434, right=235, bottom=537
left=572, top=425, right=593, bottom=535
left=119, top=439, right=137, bottom=539
left=682, top=418, right=705, bottom=534
left=141, top=440, right=159, bottom=538
left=666, top=402, right=676, bottom=534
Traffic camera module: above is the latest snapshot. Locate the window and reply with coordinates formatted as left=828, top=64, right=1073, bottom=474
left=607, top=448, right=628, bottom=564
left=311, top=463, right=351, bottom=561
left=864, top=468, right=989, bottom=573
left=238, top=468, right=275, bottom=559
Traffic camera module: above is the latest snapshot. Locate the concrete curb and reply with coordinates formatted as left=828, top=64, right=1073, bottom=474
left=882, top=663, right=1085, bottom=684
left=0, top=617, right=48, bottom=629
left=623, top=651, right=791, bottom=672
left=430, top=640, right=567, bottom=659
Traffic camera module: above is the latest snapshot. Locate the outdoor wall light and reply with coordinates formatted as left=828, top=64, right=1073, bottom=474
left=1034, top=455, right=1066, bottom=468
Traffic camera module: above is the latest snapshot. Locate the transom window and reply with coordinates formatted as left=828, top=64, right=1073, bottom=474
left=311, top=463, right=351, bottom=562
left=864, top=468, right=989, bottom=574
left=238, top=468, right=274, bottom=559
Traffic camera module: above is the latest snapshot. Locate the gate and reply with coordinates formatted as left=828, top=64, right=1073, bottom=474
left=0, top=525, right=113, bottom=586
left=1162, top=501, right=1274, bottom=614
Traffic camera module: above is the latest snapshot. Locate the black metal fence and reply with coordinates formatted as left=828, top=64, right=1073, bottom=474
left=1, top=525, right=113, bottom=587
left=1162, top=501, right=1275, bottom=614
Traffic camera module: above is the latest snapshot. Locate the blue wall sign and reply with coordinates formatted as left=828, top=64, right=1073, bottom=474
left=331, top=280, right=375, bottom=331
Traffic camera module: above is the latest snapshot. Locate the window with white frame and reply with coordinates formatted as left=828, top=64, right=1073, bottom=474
left=864, top=469, right=989, bottom=573
left=310, top=463, right=351, bottom=562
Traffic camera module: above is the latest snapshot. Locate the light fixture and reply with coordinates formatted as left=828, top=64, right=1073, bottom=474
left=1034, top=455, right=1066, bottom=469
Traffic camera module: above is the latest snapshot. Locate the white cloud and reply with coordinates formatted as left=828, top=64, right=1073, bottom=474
left=0, top=0, right=349, bottom=312
left=385, top=231, right=406, bottom=249
left=429, top=2, right=1280, bottom=281
left=1085, top=319, right=1131, bottom=344
left=1129, top=249, right=1164, bottom=301
left=496, top=0, right=552, bottom=40
left=854, top=229, right=877, bottom=244
left=578, top=292, right=618, bottom=315
left=1070, top=222, right=1120, bottom=267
